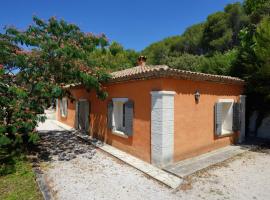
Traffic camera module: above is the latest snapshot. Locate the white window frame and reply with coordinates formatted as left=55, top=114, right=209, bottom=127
left=60, top=97, right=68, bottom=118
left=112, top=98, right=128, bottom=137
left=218, top=99, right=234, bottom=135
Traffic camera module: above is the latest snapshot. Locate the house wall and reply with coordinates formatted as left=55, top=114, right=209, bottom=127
left=58, top=79, right=163, bottom=162
left=57, top=78, right=244, bottom=163
left=161, top=78, right=243, bottom=162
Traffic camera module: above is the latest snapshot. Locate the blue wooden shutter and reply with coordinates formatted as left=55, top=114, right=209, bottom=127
left=60, top=98, right=63, bottom=116
left=63, top=98, right=68, bottom=117
left=124, top=100, right=134, bottom=136
left=75, top=101, right=79, bottom=129
left=85, top=101, right=90, bottom=132
left=233, top=102, right=241, bottom=132
left=215, top=102, right=223, bottom=136
left=107, top=101, right=113, bottom=129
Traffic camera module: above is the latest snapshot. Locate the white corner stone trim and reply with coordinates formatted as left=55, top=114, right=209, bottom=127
left=151, top=91, right=176, bottom=167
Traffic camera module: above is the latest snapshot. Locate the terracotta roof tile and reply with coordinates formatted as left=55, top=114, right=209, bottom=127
left=64, top=65, right=244, bottom=89
left=110, top=65, right=245, bottom=85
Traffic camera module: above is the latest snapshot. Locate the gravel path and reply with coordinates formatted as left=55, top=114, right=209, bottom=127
left=37, top=120, right=270, bottom=200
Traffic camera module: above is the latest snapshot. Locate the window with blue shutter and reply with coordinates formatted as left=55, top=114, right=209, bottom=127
left=107, top=98, right=134, bottom=137
left=215, top=99, right=235, bottom=136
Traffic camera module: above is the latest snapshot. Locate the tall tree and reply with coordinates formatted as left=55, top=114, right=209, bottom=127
left=174, top=23, right=205, bottom=55
left=202, top=11, right=233, bottom=52
left=231, top=15, right=270, bottom=132
left=225, top=3, right=249, bottom=46
left=88, top=42, right=139, bottom=71
left=142, top=39, right=171, bottom=65
left=244, top=0, right=270, bottom=23
left=0, top=16, right=110, bottom=149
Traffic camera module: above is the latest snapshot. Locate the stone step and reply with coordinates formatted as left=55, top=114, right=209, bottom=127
left=164, top=145, right=248, bottom=178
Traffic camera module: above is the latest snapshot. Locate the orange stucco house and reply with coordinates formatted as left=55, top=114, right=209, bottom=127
left=57, top=58, right=246, bottom=167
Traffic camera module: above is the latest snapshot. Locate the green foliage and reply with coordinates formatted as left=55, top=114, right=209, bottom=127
left=230, top=14, right=270, bottom=130
left=202, top=12, right=233, bottom=52
left=225, top=3, right=249, bottom=45
left=180, top=23, right=205, bottom=54
left=0, top=135, right=11, bottom=147
left=0, top=69, right=41, bottom=148
left=142, top=38, right=172, bottom=65
left=109, top=41, right=124, bottom=56
left=0, top=151, right=43, bottom=199
left=88, top=42, right=139, bottom=71
left=28, top=132, right=40, bottom=144
left=143, top=2, right=248, bottom=60
left=165, top=50, right=238, bottom=75
left=254, top=17, right=270, bottom=64
left=0, top=16, right=113, bottom=149
left=244, top=0, right=269, bottom=14
left=244, top=0, right=270, bottom=23
left=0, top=0, right=269, bottom=142
left=6, top=16, right=110, bottom=93
left=199, top=50, right=238, bottom=75
left=249, top=17, right=270, bottom=104
left=164, top=53, right=204, bottom=71
left=141, top=0, right=270, bottom=130
left=0, top=34, right=18, bottom=66
left=142, top=26, right=205, bottom=65
left=202, top=3, right=248, bottom=53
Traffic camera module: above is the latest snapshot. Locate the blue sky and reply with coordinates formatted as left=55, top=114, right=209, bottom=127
left=0, top=0, right=241, bottom=51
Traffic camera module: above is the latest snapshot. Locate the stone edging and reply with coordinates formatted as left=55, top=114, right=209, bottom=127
left=34, top=168, right=54, bottom=200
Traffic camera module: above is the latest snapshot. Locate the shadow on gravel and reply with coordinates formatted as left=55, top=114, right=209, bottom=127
left=31, top=130, right=96, bottom=162
left=242, top=137, right=270, bottom=154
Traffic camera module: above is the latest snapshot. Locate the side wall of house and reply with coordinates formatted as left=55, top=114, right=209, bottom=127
left=57, top=79, right=163, bottom=162
left=161, top=78, right=244, bottom=162
left=57, top=78, right=244, bottom=163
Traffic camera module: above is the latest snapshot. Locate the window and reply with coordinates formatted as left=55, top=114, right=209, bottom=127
left=107, top=98, right=134, bottom=137
left=60, top=97, right=68, bottom=117
left=112, top=98, right=128, bottom=134
left=215, top=99, right=234, bottom=136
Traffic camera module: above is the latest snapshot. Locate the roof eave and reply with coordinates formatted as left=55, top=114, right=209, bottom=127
left=109, top=70, right=245, bottom=85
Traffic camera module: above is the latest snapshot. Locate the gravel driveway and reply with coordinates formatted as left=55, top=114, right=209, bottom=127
left=37, top=120, right=270, bottom=200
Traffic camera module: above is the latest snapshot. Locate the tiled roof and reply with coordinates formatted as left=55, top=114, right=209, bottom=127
left=110, top=65, right=245, bottom=85
left=64, top=65, right=244, bottom=89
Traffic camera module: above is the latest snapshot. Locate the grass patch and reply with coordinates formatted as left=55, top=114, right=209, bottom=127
left=0, top=151, right=43, bottom=200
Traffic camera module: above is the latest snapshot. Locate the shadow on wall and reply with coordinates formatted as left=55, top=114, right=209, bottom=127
left=91, top=114, right=107, bottom=141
